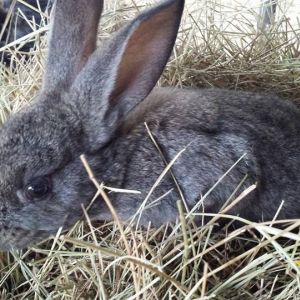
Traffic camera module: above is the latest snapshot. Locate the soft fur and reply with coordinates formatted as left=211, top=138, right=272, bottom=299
left=0, top=0, right=300, bottom=250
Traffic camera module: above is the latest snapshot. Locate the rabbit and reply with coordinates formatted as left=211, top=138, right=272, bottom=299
left=0, top=0, right=53, bottom=65
left=1, top=0, right=300, bottom=251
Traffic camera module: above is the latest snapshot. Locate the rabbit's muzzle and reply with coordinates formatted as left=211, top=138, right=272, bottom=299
left=0, top=224, right=49, bottom=250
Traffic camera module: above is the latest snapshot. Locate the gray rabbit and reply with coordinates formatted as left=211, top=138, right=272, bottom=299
left=1, top=0, right=300, bottom=251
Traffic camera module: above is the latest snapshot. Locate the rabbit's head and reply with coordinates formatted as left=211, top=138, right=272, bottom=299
left=0, top=0, right=184, bottom=250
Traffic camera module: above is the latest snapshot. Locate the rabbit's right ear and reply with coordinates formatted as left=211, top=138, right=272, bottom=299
left=70, top=0, right=184, bottom=151
left=42, top=0, right=103, bottom=93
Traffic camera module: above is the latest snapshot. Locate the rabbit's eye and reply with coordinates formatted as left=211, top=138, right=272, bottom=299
left=25, top=176, right=52, bottom=200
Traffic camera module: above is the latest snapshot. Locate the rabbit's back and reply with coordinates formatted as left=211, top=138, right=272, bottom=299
left=115, top=87, right=300, bottom=222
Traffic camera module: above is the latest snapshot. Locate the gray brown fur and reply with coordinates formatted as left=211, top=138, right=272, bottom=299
left=0, top=0, right=299, bottom=250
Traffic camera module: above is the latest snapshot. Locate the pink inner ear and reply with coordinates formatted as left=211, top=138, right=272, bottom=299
left=110, top=4, right=179, bottom=103
left=76, top=1, right=104, bottom=75
left=76, top=31, right=98, bottom=75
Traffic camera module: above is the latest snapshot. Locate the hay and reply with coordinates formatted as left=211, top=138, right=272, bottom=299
left=1, top=0, right=300, bottom=299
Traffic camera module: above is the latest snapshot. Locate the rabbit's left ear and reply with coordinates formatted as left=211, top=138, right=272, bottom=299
left=42, top=0, right=103, bottom=93
left=71, top=0, right=184, bottom=150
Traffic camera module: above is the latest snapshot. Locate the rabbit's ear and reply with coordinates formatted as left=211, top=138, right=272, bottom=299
left=72, top=0, right=184, bottom=149
left=42, top=0, right=103, bottom=93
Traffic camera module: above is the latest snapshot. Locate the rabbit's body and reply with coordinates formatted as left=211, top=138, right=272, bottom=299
left=1, top=0, right=299, bottom=250
left=86, top=87, right=300, bottom=225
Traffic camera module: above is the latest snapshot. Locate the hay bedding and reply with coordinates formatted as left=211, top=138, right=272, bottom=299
left=0, top=0, right=300, bottom=299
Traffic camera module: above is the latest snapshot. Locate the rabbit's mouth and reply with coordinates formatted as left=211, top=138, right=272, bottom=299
left=0, top=211, right=84, bottom=250
left=0, top=226, right=53, bottom=251
left=0, top=211, right=70, bottom=250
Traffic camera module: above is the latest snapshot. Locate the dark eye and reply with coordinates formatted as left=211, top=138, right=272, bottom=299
left=25, top=176, right=52, bottom=200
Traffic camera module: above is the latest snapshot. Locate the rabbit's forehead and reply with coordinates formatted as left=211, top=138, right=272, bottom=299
left=0, top=138, right=69, bottom=185
left=0, top=110, right=75, bottom=182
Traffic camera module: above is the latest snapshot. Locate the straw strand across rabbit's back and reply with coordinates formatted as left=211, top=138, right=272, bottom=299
left=0, top=0, right=300, bottom=250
